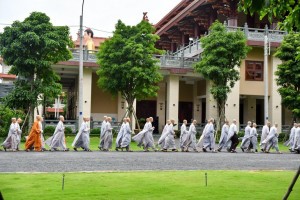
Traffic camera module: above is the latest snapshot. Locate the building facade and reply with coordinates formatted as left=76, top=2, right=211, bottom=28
left=51, top=0, right=291, bottom=132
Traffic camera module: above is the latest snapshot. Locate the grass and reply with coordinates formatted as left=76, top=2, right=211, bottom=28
left=1, top=135, right=291, bottom=152
left=0, top=170, right=299, bottom=200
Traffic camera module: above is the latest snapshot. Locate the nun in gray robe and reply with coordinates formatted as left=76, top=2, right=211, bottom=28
left=162, top=120, right=177, bottom=152
left=143, top=119, right=157, bottom=151
left=46, top=116, right=68, bottom=151
left=15, top=119, right=22, bottom=150
left=72, top=118, right=91, bottom=151
left=116, top=119, right=126, bottom=150
left=196, top=122, right=209, bottom=152
left=179, top=120, right=188, bottom=151
left=249, top=123, right=258, bottom=152
left=1, top=119, right=18, bottom=151
left=260, top=122, right=270, bottom=151
left=225, top=121, right=238, bottom=152
left=240, top=121, right=252, bottom=151
left=284, top=123, right=296, bottom=151
left=217, top=121, right=229, bottom=152
left=121, top=119, right=132, bottom=151
left=261, top=124, right=281, bottom=153
left=202, top=119, right=215, bottom=152
left=133, top=120, right=149, bottom=147
left=98, top=116, right=107, bottom=150
left=292, top=125, right=300, bottom=153
left=158, top=121, right=170, bottom=149
left=102, top=117, right=113, bottom=151
left=185, top=120, right=197, bottom=152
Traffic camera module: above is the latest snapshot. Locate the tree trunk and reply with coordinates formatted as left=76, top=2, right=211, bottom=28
left=216, top=100, right=225, bottom=142
left=126, top=97, right=141, bottom=132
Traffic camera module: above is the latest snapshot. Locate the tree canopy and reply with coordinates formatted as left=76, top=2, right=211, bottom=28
left=238, top=0, right=300, bottom=31
left=275, top=32, right=300, bottom=120
left=194, top=21, right=250, bottom=127
left=0, top=12, right=72, bottom=116
left=96, top=20, right=162, bottom=124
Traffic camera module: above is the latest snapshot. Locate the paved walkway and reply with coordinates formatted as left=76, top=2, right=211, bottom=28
left=0, top=151, right=299, bottom=172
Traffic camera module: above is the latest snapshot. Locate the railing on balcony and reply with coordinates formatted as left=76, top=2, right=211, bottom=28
left=69, top=48, right=98, bottom=62
left=154, top=54, right=199, bottom=69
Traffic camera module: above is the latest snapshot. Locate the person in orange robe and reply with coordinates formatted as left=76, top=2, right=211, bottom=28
left=25, top=115, right=42, bottom=152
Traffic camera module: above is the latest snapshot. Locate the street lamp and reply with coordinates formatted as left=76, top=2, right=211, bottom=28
left=78, top=0, right=85, bottom=126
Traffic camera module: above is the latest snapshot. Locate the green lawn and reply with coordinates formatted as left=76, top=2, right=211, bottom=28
left=0, top=170, right=299, bottom=200
left=1, top=135, right=291, bottom=152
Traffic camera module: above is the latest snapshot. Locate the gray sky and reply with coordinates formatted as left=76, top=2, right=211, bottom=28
left=0, top=0, right=181, bottom=38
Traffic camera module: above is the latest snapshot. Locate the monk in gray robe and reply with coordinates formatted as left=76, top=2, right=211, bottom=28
left=162, top=119, right=178, bottom=152
left=120, top=118, right=132, bottom=151
left=1, top=118, right=18, bottom=151
left=248, top=123, right=258, bottom=153
left=196, top=120, right=210, bottom=152
left=158, top=120, right=171, bottom=149
left=260, top=121, right=270, bottom=152
left=179, top=120, right=188, bottom=151
left=202, top=118, right=216, bottom=152
left=72, top=117, right=91, bottom=151
left=217, top=120, right=229, bottom=152
left=133, top=118, right=149, bottom=148
left=261, top=123, right=281, bottom=153
left=284, top=123, right=296, bottom=152
left=240, top=121, right=252, bottom=152
left=102, top=117, right=113, bottom=151
left=46, top=115, right=68, bottom=151
left=15, top=118, right=23, bottom=151
left=292, top=124, right=300, bottom=153
left=143, top=117, right=157, bottom=152
left=98, top=116, right=107, bottom=150
left=185, top=120, right=198, bottom=152
left=225, top=119, right=239, bottom=153
left=115, top=118, right=126, bottom=151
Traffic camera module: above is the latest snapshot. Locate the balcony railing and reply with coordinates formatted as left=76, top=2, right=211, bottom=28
left=155, top=54, right=199, bottom=69
left=69, top=48, right=98, bottom=62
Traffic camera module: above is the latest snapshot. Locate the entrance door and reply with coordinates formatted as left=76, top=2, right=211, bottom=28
left=179, top=102, right=193, bottom=123
left=136, top=100, right=158, bottom=133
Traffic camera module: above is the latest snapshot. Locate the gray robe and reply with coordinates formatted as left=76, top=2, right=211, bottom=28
left=1, top=123, right=18, bottom=150
left=179, top=124, right=188, bottom=149
left=99, top=120, right=107, bottom=148
left=284, top=126, right=296, bottom=149
left=225, top=123, right=237, bottom=150
left=132, top=123, right=149, bottom=147
left=249, top=127, right=258, bottom=151
left=185, top=123, right=197, bottom=150
left=45, top=121, right=67, bottom=150
left=262, top=126, right=279, bottom=152
left=143, top=122, right=156, bottom=149
left=196, top=123, right=209, bottom=151
left=72, top=122, right=90, bottom=150
left=240, top=125, right=251, bottom=149
left=260, top=125, right=269, bottom=149
left=203, top=123, right=215, bottom=150
left=116, top=122, right=125, bottom=148
left=292, top=127, right=300, bottom=151
left=102, top=122, right=113, bottom=150
left=163, top=124, right=176, bottom=150
left=218, top=124, right=229, bottom=150
left=121, top=122, right=131, bottom=148
left=158, top=124, right=170, bottom=149
left=16, top=123, right=22, bottom=149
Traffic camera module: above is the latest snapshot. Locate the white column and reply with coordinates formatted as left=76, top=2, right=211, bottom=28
left=269, top=56, right=282, bottom=132
left=117, top=92, right=127, bottom=121
left=193, top=82, right=201, bottom=122
left=82, top=68, right=92, bottom=117
left=166, top=75, right=179, bottom=130
left=206, top=80, right=218, bottom=121
left=156, top=82, right=166, bottom=133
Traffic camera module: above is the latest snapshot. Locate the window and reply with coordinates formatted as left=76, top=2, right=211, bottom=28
left=245, top=61, right=264, bottom=81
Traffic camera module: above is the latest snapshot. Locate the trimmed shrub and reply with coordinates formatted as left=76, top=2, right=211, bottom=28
left=90, top=128, right=100, bottom=136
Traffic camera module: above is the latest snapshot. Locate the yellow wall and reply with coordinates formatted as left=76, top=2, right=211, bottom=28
left=197, top=80, right=206, bottom=96
left=240, top=47, right=272, bottom=96
left=91, top=73, right=118, bottom=113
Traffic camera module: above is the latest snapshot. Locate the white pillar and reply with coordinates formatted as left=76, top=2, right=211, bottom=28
left=206, top=80, right=218, bottom=121
left=117, top=92, right=127, bottom=122
left=269, top=56, right=282, bottom=132
left=82, top=68, right=92, bottom=117
left=167, top=75, right=179, bottom=130
left=156, top=82, right=166, bottom=133
left=193, top=82, right=201, bottom=122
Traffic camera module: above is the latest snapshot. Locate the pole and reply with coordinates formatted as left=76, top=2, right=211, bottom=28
left=264, top=33, right=269, bottom=122
left=283, top=165, right=300, bottom=200
left=78, top=0, right=85, bottom=126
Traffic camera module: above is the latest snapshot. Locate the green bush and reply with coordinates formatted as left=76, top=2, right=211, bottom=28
left=90, top=128, right=100, bottom=136
left=43, top=126, right=55, bottom=136
left=65, top=127, right=73, bottom=135
left=0, top=105, right=25, bottom=137
left=174, top=130, right=180, bottom=138
left=278, top=133, right=285, bottom=142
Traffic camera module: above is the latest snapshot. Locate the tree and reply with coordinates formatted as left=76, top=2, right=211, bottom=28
left=96, top=20, right=162, bottom=129
left=0, top=12, right=72, bottom=123
left=194, top=21, right=250, bottom=129
left=238, top=0, right=300, bottom=31
left=275, top=32, right=300, bottom=121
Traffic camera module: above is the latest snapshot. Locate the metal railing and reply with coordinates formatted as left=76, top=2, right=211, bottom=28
left=154, top=54, right=199, bottom=69
left=69, top=49, right=97, bottom=62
